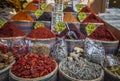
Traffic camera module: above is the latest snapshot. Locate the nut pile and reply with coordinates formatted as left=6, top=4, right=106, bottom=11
left=0, top=52, right=14, bottom=70
left=60, top=53, right=102, bottom=80
left=30, top=44, right=50, bottom=55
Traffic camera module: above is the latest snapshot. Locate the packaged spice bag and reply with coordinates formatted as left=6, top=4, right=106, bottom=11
left=84, top=38, right=105, bottom=66
left=50, top=37, right=68, bottom=63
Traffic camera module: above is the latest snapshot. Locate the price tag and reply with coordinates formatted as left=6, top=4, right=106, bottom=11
left=35, top=9, right=43, bottom=19
left=55, top=22, right=66, bottom=32
left=85, top=23, right=96, bottom=35
left=0, top=21, right=5, bottom=28
left=41, top=3, right=47, bottom=10
left=78, top=12, right=87, bottom=21
left=76, top=4, right=83, bottom=12
left=34, top=22, right=44, bottom=29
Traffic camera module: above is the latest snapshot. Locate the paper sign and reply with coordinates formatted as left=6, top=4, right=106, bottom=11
left=76, top=4, right=83, bottom=12
left=0, top=21, right=5, bottom=28
left=41, top=4, right=47, bottom=10
left=55, top=22, right=66, bottom=32
left=86, top=23, right=96, bottom=35
left=34, top=22, right=44, bottom=29
left=78, top=12, right=87, bottom=21
left=35, top=9, right=43, bottom=19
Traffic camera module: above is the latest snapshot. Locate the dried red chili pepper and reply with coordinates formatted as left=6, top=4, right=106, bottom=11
left=82, top=14, right=103, bottom=23
left=27, top=27, right=56, bottom=39
left=11, top=54, right=56, bottom=78
left=88, top=25, right=117, bottom=41
left=0, top=22, right=25, bottom=37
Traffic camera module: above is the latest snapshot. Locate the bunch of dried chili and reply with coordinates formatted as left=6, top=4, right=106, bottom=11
left=11, top=54, right=56, bottom=78
left=59, top=23, right=85, bottom=39
left=80, top=6, right=94, bottom=13
left=0, top=22, right=25, bottom=37
left=88, top=25, right=117, bottom=41
left=27, top=27, right=56, bottom=39
left=82, top=14, right=103, bottom=23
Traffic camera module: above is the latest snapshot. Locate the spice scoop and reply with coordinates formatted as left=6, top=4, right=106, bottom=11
left=66, top=22, right=78, bottom=39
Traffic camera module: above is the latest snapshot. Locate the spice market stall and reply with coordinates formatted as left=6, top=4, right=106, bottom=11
left=0, top=0, right=120, bottom=81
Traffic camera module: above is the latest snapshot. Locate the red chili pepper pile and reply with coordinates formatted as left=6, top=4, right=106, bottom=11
left=80, top=6, right=94, bottom=13
left=11, top=54, right=56, bottom=78
left=88, top=25, right=117, bottom=41
left=27, top=27, right=56, bottom=39
left=0, top=22, right=25, bottom=37
left=82, top=14, right=103, bottom=23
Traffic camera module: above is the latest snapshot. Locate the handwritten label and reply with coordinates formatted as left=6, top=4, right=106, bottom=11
left=0, top=21, right=5, bottom=28
left=34, top=22, right=44, bottom=29
left=55, top=22, right=66, bottom=32
left=78, top=12, right=87, bottom=21
left=35, top=9, right=43, bottom=19
left=86, top=23, right=96, bottom=35
left=41, top=4, right=47, bottom=10
left=76, top=4, right=83, bottom=12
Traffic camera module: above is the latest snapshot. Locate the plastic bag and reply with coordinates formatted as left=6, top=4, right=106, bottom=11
left=84, top=38, right=105, bottom=66
left=50, top=37, right=68, bottom=63
left=105, top=54, right=119, bottom=67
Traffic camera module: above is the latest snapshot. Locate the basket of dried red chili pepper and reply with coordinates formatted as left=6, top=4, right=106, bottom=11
left=9, top=54, right=58, bottom=81
left=87, top=25, right=119, bottom=55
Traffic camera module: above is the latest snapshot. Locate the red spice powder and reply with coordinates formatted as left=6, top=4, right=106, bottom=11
left=88, top=25, right=117, bottom=41
left=82, top=14, right=103, bottom=23
left=11, top=54, right=56, bottom=78
left=0, top=22, right=25, bottom=37
left=27, top=27, right=56, bottom=39
left=80, top=6, right=94, bottom=13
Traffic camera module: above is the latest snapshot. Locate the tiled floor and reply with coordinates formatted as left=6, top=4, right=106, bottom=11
left=99, top=8, right=120, bottom=30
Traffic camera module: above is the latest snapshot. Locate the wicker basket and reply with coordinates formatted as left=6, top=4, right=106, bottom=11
left=59, top=61, right=104, bottom=81
left=0, top=61, right=15, bottom=81
left=9, top=61, right=58, bottom=81
left=10, top=20, right=34, bottom=34
left=104, top=68, right=120, bottom=81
